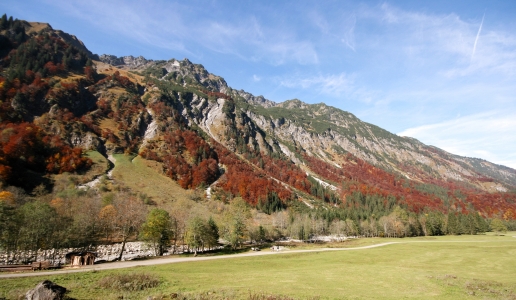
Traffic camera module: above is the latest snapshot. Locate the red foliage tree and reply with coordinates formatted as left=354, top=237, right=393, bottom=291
left=0, top=122, right=92, bottom=184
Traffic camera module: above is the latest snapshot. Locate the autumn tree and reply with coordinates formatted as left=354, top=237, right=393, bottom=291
left=490, top=218, right=507, bottom=234
left=112, top=193, right=147, bottom=260
left=140, top=208, right=173, bottom=256
left=67, top=194, right=102, bottom=247
left=0, top=194, right=18, bottom=258
left=185, top=216, right=207, bottom=255
left=220, top=197, right=250, bottom=249
left=205, top=217, right=220, bottom=250
left=287, top=213, right=312, bottom=241
left=98, top=204, right=117, bottom=242
left=16, top=201, right=60, bottom=261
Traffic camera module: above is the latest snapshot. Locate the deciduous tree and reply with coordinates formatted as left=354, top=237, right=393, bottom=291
left=220, top=197, right=250, bottom=249
left=490, top=218, right=507, bottom=234
left=140, top=208, right=173, bottom=256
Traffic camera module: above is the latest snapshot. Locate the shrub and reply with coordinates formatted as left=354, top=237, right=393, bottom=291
left=98, top=273, right=160, bottom=291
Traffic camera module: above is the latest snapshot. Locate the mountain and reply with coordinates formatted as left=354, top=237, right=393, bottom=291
left=97, top=56, right=515, bottom=187
left=1, top=14, right=515, bottom=235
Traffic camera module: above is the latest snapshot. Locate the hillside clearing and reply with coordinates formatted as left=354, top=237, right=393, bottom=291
left=110, top=154, right=196, bottom=206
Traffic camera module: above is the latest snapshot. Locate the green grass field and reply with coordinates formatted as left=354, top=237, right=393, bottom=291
left=1, top=233, right=515, bottom=299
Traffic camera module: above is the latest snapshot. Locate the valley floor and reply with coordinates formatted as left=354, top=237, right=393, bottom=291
left=1, top=233, right=516, bottom=299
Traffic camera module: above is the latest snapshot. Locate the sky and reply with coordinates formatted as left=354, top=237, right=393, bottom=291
left=2, top=0, right=516, bottom=169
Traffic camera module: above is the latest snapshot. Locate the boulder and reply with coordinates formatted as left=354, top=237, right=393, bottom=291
left=25, top=280, right=67, bottom=300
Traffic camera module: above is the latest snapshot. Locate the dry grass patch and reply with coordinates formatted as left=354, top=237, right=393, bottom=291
left=26, top=22, right=51, bottom=34
left=93, top=61, right=146, bottom=85
left=111, top=154, right=195, bottom=205
left=98, top=273, right=160, bottom=292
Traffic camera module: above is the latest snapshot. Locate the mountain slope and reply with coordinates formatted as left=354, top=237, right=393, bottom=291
left=94, top=54, right=516, bottom=219
left=120, top=57, right=515, bottom=191
left=1, top=14, right=515, bottom=226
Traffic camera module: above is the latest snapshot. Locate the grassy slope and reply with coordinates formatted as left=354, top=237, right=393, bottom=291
left=84, top=151, right=110, bottom=176
left=51, top=151, right=109, bottom=185
left=110, top=154, right=195, bottom=206
left=2, top=233, right=515, bottom=299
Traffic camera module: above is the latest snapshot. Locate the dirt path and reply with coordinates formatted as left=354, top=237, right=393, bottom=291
left=4, top=239, right=515, bottom=279
left=0, top=242, right=400, bottom=279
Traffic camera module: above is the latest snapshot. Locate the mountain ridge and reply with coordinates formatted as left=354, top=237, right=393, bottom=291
left=98, top=53, right=516, bottom=189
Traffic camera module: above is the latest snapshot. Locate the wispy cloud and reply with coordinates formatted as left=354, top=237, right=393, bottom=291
left=352, top=3, right=516, bottom=128
left=40, top=0, right=318, bottom=65
left=471, top=11, right=485, bottom=61
left=398, top=112, right=516, bottom=169
left=362, top=3, right=516, bottom=80
left=309, top=9, right=357, bottom=52
left=279, top=73, right=355, bottom=97
left=40, top=0, right=191, bottom=54
left=341, top=15, right=356, bottom=51
left=250, top=40, right=319, bottom=66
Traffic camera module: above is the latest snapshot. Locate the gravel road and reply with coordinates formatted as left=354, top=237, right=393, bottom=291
left=0, top=242, right=400, bottom=279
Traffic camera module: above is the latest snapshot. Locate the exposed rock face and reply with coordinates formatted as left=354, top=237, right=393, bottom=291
left=176, top=85, right=516, bottom=191
left=69, top=132, right=103, bottom=151
left=99, top=54, right=151, bottom=68
left=25, top=280, right=67, bottom=300
left=236, top=89, right=276, bottom=108
left=98, top=54, right=125, bottom=66
left=99, top=55, right=231, bottom=92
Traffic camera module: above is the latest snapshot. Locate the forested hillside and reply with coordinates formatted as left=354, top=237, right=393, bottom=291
left=0, top=14, right=515, bottom=261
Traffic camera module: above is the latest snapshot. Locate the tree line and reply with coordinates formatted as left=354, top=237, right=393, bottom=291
left=2, top=182, right=513, bottom=265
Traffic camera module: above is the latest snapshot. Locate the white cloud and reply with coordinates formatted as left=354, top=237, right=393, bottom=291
left=41, top=0, right=191, bottom=54
left=252, top=75, right=261, bottom=82
left=253, top=40, right=319, bottom=66
left=471, top=12, right=485, bottom=60
left=398, top=112, right=516, bottom=169
left=280, top=73, right=355, bottom=97
left=40, top=0, right=319, bottom=65
left=356, top=3, right=516, bottom=81
left=341, top=15, right=356, bottom=51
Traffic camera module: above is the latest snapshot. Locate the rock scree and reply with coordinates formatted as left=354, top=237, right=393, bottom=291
left=25, top=280, right=67, bottom=300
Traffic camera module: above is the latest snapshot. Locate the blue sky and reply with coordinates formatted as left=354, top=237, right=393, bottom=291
left=2, top=0, right=516, bottom=169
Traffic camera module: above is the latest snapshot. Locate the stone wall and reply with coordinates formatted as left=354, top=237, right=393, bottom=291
left=0, top=242, right=183, bottom=265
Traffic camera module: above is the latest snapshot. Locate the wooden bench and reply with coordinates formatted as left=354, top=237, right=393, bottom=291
left=31, top=261, right=52, bottom=271
left=0, top=264, right=33, bottom=272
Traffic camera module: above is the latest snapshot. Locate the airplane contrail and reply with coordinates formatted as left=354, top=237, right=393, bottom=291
left=471, top=11, right=485, bottom=60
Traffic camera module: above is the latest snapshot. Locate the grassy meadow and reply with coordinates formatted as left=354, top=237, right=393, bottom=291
left=1, top=233, right=516, bottom=299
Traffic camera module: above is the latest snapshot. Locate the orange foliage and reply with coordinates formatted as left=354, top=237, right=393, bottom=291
left=303, top=152, right=516, bottom=219
left=211, top=141, right=292, bottom=205
left=0, top=122, right=92, bottom=183
left=141, top=129, right=219, bottom=189
left=0, top=191, right=15, bottom=205
left=304, top=153, right=443, bottom=214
